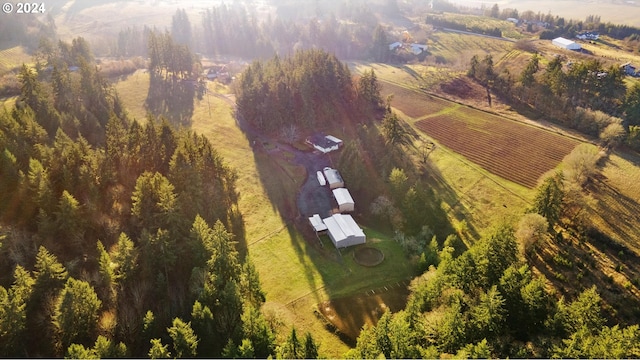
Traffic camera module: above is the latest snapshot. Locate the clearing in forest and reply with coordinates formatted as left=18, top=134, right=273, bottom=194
left=415, top=110, right=581, bottom=188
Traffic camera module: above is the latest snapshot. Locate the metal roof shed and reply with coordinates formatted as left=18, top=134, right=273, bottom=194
left=322, top=214, right=366, bottom=248
left=323, top=167, right=344, bottom=189
left=309, top=214, right=328, bottom=232
left=332, top=188, right=354, bottom=212
left=552, top=37, right=581, bottom=50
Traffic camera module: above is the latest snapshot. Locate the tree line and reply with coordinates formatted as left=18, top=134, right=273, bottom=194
left=0, top=39, right=322, bottom=358
left=467, top=53, right=640, bottom=150
left=348, top=221, right=640, bottom=358
left=111, top=4, right=387, bottom=62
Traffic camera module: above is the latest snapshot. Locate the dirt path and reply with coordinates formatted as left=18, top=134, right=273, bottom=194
left=293, top=151, right=334, bottom=218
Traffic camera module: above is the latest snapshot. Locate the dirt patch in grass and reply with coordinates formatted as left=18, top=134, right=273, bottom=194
left=415, top=110, right=581, bottom=188
left=318, top=282, right=410, bottom=342
left=438, top=76, right=489, bottom=103
left=380, top=82, right=451, bottom=118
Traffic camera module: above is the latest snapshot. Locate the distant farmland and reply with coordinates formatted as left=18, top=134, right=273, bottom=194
left=415, top=111, right=581, bottom=188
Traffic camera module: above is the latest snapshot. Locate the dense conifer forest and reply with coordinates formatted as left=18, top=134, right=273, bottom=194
left=0, top=38, right=320, bottom=358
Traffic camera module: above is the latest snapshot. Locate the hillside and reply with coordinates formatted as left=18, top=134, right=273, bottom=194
left=3, top=1, right=640, bottom=358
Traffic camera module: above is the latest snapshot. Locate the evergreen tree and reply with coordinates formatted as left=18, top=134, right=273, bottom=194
left=278, top=327, right=304, bottom=359
left=167, top=318, right=198, bottom=358
left=531, top=173, right=564, bottom=228
left=371, top=25, right=390, bottom=62
left=148, top=338, right=171, bottom=359
left=53, top=278, right=102, bottom=349
left=131, top=171, right=179, bottom=231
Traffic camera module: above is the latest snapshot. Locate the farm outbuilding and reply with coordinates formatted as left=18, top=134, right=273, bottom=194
left=552, top=37, right=581, bottom=51
left=305, top=134, right=343, bottom=154
left=308, top=214, right=328, bottom=232
left=323, top=213, right=366, bottom=248
left=323, top=167, right=344, bottom=189
left=332, top=188, right=355, bottom=212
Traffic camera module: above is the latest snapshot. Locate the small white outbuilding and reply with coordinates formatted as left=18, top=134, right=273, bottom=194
left=323, top=213, right=366, bottom=248
left=323, top=167, right=344, bottom=189
left=552, top=37, right=581, bottom=51
left=332, top=188, right=355, bottom=213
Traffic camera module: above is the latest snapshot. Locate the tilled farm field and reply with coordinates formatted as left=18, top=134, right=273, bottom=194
left=380, top=82, right=452, bottom=118
left=415, top=111, right=581, bottom=188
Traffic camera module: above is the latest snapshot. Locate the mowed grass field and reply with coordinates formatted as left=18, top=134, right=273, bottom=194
left=114, top=76, right=414, bottom=356
left=113, top=70, right=150, bottom=122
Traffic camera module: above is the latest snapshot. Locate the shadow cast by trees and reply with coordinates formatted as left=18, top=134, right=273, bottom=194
left=146, top=72, right=195, bottom=126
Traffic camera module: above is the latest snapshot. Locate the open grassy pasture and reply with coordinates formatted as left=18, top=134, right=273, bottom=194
left=192, top=91, right=414, bottom=355
left=587, top=151, right=640, bottom=254
left=113, top=70, right=150, bottom=122
left=434, top=13, right=526, bottom=40
left=426, top=31, right=515, bottom=66
left=415, top=107, right=581, bottom=188
left=114, top=76, right=415, bottom=356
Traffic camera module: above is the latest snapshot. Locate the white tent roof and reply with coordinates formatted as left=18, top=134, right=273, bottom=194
left=332, top=188, right=354, bottom=206
left=323, top=214, right=365, bottom=244
left=309, top=214, right=327, bottom=232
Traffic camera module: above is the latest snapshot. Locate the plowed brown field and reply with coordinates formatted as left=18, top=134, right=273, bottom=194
left=416, top=112, right=581, bottom=188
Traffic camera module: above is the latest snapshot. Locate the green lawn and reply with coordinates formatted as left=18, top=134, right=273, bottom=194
left=113, top=70, right=150, bottom=122
left=188, top=82, right=414, bottom=356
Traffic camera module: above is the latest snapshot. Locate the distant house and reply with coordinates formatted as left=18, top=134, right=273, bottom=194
left=332, top=188, right=355, bottom=213
left=305, top=134, right=343, bottom=154
left=323, top=213, right=366, bottom=248
left=552, top=37, right=581, bottom=51
left=389, top=41, right=402, bottom=51
left=322, top=167, right=344, bottom=189
left=205, top=65, right=230, bottom=82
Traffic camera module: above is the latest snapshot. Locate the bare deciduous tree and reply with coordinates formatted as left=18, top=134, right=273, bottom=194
left=516, top=213, right=548, bottom=256
left=563, top=144, right=602, bottom=186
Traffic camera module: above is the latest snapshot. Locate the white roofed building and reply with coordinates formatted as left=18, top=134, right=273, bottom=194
left=309, top=214, right=328, bottom=232
left=323, top=167, right=344, bottom=189
left=323, top=213, right=366, bottom=248
left=332, top=188, right=355, bottom=213
left=552, top=37, right=581, bottom=51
